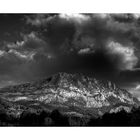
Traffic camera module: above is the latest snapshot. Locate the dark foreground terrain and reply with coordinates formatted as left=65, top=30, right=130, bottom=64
left=1, top=104, right=140, bottom=126
left=0, top=72, right=139, bottom=126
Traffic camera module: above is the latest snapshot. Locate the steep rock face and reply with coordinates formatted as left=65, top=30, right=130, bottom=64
left=0, top=72, right=139, bottom=118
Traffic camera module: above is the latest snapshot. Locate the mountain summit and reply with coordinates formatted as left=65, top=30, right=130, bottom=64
left=0, top=72, right=139, bottom=119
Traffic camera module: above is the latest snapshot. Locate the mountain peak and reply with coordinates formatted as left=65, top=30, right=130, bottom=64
left=0, top=72, right=139, bottom=118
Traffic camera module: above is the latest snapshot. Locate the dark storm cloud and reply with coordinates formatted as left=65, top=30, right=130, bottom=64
left=29, top=13, right=138, bottom=73
left=15, top=14, right=138, bottom=82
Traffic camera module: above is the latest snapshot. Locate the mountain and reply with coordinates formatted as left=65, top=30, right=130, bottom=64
left=0, top=72, right=139, bottom=122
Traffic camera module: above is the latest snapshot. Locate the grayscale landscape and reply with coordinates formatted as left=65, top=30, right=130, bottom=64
left=0, top=14, right=140, bottom=126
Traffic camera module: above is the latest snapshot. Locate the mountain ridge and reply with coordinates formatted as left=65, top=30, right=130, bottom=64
left=0, top=72, right=139, bottom=120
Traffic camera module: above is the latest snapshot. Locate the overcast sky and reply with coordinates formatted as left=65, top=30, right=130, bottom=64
left=1, top=14, right=140, bottom=97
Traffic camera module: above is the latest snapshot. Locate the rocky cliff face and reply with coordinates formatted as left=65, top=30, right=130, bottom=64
left=0, top=72, right=139, bottom=118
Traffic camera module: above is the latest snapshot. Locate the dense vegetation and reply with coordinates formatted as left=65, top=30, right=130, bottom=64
left=1, top=107, right=140, bottom=126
